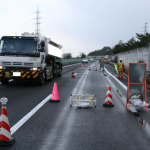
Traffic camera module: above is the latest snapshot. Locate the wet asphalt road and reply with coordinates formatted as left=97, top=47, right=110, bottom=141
left=1, top=62, right=150, bottom=150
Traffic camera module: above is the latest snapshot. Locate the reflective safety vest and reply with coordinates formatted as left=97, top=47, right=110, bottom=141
left=119, top=63, right=123, bottom=68
left=117, top=62, right=124, bottom=72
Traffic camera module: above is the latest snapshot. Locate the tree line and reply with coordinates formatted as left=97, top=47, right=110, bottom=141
left=62, top=33, right=150, bottom=58
left=62, top=52, right=86, bottom=59
left=112, top=33, right=150, bottom=54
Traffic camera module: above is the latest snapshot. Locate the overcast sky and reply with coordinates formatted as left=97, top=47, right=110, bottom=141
left=0, top=0, right=150, bottom=57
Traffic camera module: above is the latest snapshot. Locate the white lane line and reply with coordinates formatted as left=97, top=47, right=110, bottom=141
left=10, top=94, right=52, bottom=135
left=63, top=63, right=81, bottom=68
left=104, top=67, right=127, bottom=90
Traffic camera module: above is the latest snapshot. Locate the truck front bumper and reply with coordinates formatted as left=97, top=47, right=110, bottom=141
left=0, top=69, right=41, bottom=80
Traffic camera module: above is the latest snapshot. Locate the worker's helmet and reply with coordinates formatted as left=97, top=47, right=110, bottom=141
left=120, top=58, right=122, bottom=61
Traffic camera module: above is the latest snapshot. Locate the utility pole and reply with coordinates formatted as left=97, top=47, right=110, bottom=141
left=144, top=22, right=148, bottom=35
left=35, top=6, right=41, bottom=35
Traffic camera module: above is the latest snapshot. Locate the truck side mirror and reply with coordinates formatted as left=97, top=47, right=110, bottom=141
left=39, top=48, right=45, bottom=52
left=41, top=41, right=45, bottom=48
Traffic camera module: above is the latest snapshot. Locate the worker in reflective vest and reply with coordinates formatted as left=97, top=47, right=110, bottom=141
left=117, top=58, right=125, bottom=79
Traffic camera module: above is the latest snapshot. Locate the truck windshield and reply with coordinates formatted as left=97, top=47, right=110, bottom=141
left=0, top=37, right=39, bottom=56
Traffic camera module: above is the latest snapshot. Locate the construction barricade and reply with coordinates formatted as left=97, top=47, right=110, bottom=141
left=70, top=94, right=97, bottom=108
left=126, top=63, right=147, bottom=111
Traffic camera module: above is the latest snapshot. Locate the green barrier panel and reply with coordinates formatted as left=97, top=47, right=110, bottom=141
left=62, top=59, right=83, bottom=62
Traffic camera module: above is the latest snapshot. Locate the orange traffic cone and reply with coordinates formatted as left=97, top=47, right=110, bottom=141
left=71, top=69, right=75, bottom=78
left=50, top=83, right=60, bottom=102
left=81, top=65, right=84, bottom=70
left=89, top=66, right=91, bottom=70
left=0, top=97, right=15, bottom=145
left=103, top=86, right=114, bottom=107
left=95, top=66, right=97, bottom=71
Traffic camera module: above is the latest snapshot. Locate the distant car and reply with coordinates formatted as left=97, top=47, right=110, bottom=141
left=82, top=59, right=88, bottom=63
left=90, top=58, right=94, bottom=62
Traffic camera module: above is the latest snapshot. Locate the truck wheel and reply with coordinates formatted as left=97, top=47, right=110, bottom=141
left=50, top=72, right=53, bottom=81
left=1, top=78, right=9, bottom=84
left=44, top=69, right=47, bottom=82
left=39, top=73, right=45, bottom=86
left=58, top=73, right=61, bottom=77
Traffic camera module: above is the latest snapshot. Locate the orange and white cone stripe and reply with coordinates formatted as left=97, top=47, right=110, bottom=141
left=0, top=98, right=15, bottom=145
left=71, top=70, right=75, bottom=78
left=0, top=106, right=12, bottom=141
left=81, top=65, right=84, bottom=70
left=89, top=66, right=91, bottom=70
left=103, top=86, right=114, bottom=107
left=95, top=66, right=97, bottom=71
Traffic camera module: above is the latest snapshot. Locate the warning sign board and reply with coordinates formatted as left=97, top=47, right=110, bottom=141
left=70, top=94, right=96, bottom=108
left=126, top=63, right=147, bottom=111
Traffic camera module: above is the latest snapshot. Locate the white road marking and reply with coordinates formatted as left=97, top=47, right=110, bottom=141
left=104, top=67, right=127, bottom=90
left=10, top=94, right=52, bottom=135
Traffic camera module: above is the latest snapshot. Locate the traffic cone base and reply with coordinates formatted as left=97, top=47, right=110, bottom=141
left=50, top=99, right=60, bottom=102
left=103, top=86, right=114, bottom=107
left=103, top=103, right=114, bottom=107
left=0, top=137, right=15, bottom=146
left=50, top=83, right=60, bottom=102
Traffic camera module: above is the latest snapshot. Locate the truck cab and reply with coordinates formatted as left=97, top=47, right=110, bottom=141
left=0, top=33, right=62, bottom=85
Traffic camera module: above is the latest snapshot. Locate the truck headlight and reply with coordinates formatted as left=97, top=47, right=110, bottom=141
left=33, top=67, right=38, bottom=71
left=0, top=66, right=3, bottom=69
left=30, top=67, right=38, bottom=71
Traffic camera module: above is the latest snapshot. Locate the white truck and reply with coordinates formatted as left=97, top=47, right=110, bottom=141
left=0, top=33, right=63, bottom=85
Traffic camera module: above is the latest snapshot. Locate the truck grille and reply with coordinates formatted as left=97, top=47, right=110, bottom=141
left=2, top=61, right=34, bottom=67
left=13, top=62, right=22, bottom=66
left=2, top=62, right=11, bottom=65
left=24, top=63, right=34, bottom=66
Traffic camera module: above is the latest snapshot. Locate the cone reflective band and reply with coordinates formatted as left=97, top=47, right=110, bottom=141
left=95, top=66, right=97, bottom=71
left=0, top=97, right=15, bottom=145
left=103, top=86, right=114, bottom=107
left=50, top=83, right=60, bottom=102
left=82, top=65, right=84, bottom=70
left=72, top=69, right=75, bottom=78
left=89, top=66, right=91, bottom=70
